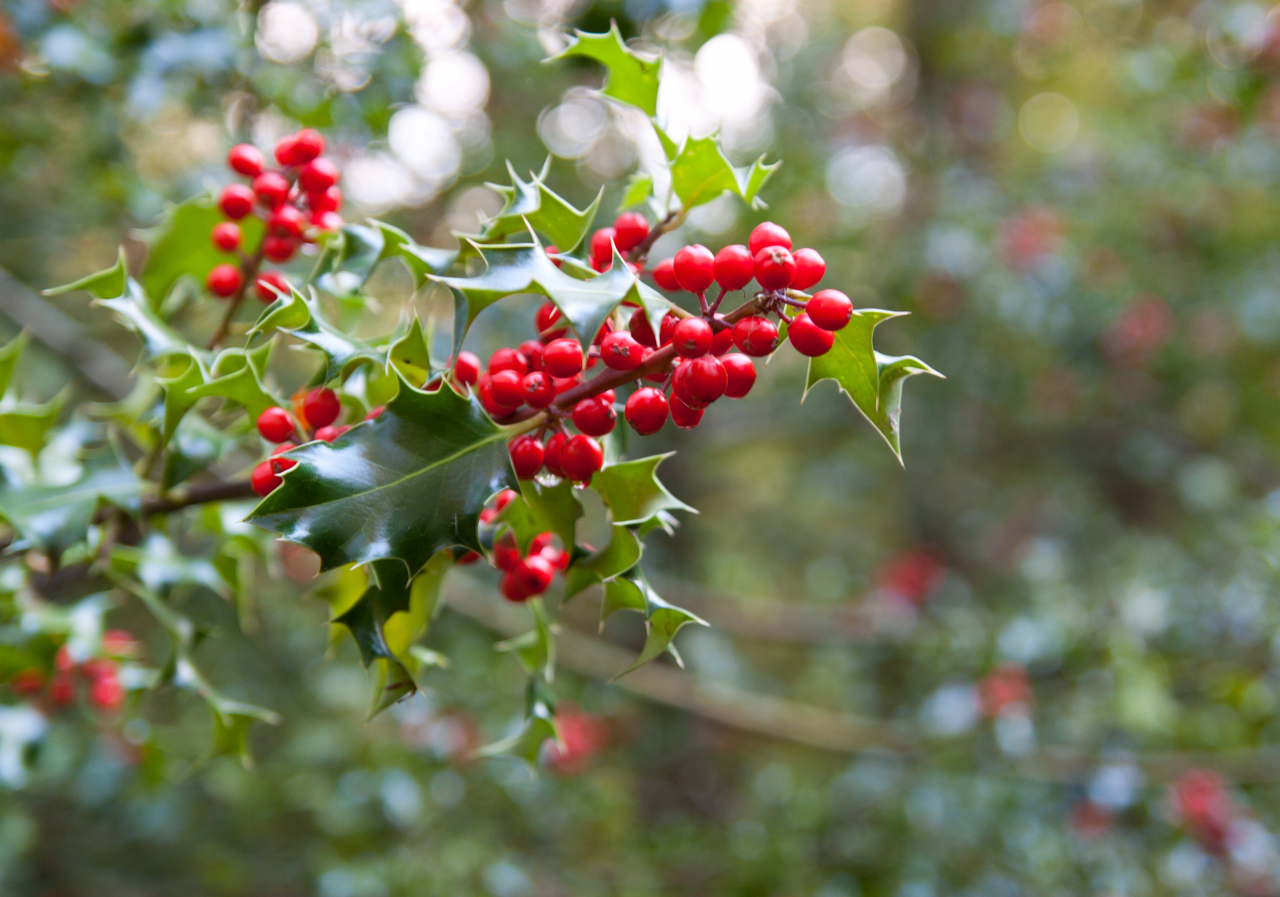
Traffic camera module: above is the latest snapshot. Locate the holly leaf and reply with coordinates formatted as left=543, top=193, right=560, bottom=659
left=247, top=377, right=519, bottom=575
left=163, top=415, right=237, bottom=491
left=0, top=330, right=27, bottom=396
left=174, top=651, right=279, bottom=768
left=494, top=598, right=556, bottom=680
left=140, top=194, right=265, bottom=304
left=606, top=566, right=705, bottom=678
left=619, top=171, right=655, bottom=210
left=0, top=392, right=67, bottom=457
left=591, top=453, right=694, bottom=526
left=327, top=221, right=457, bottom=292
left=498, top=478, right=582, bottom=554
left=387, top=315, right=434, bottom=387
left=157, top=352, right=208, bottom=446
left=552, top=23, right=661, bottom=116
left=44, top=247, right=129, bottom=301
left=478, top=678, right=559, bottom=765
left=670, top=135, right=779, bottom=211
left=803, top=310, right=943, bottom=463
left=266, top=288, right=384, bottom=383
left=563, top=524, right=641, bottom=599
left=473, top=161, right=602, bottom=253
left=186, top=343, right=278, bottom=422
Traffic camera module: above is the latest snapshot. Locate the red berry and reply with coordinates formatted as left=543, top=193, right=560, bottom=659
left=490, top=370, right=524, bottom=407
left=788, top=313, right=836, bottom=357
left=101, top=629, right=137, bottom=656
left=489, top=347, right=528, bottom=378
left=459, top=551, right=481, bottom=565
left=515, top=554, right=556, bottom=595
left=271, top=442, right=297, bottom=472
left=599, top=331, right=644, bottom=371
left=669, top=394, right=704, bottom=429
left=10, top=668, right=45, bottom=696
left=672, top=317, right=713, bottom=358
left=276, top=129, right=325, bottom=166
left=55, top=647, right=74, bottom=673
left=540, top=544, right=569, bottom=570
left=478, top=377, right=517, bottom=417
left=365, top=406, right=384, bottom=420
left=653, top=258, right=681, bottom=291
left=303, top=387, right=341, bottom=428
left=90, top=671, right=124, bottom=711
left=218, top=184, right=256, bottom=219
left=252, top=171, right=290, bottom=209
left=714, top=244, right=754, bottom=290
left=671, top=360, right=702, bottom=409
left=659, top=312, right=680, bottom=345
left=807, top=289, right=854, bottom=331
left=754, top=246, right=796, bottom=290
left=509, top=435, right=545, bottom=479
left=258, top=407, right=295, bottom=443
left=543, top=338, right=584, bottom=377
left=269, top=204, right=307, bottom=239
left=629, top=307, right=658, bottom=348
left=206, top=264, right=242, bottom=298
left=791, top=248, right=826, bottom=290
left=572, top=396, right=616, bottom=436
left=500, top=570, right=533, bottom=602
left=625, top=387, right=669, bottom=435
left=748, top=221, right=792, bottom=255
left=590, top=227, right=616, bottom=271
left=454, top=351, right=481, bottom=386
left=315, top=424, right=350, bottom=442
left=493, top=533, right=522, bottom=573
left=310, top=185, right=343, bottom=213
left=732, top=316, right=778, bottom=356
left=263, top=236, right=297, bottom=262
left=721, top=353, right=756, bottom=398
left=298, top=157, right=339, bottom=192
left=518, top=340, right=544, bottom=372
left=687, top=355, right=727, bottom=404
left=560, top=434, right=604, bottom=481
left=311, top=210, right=343, bottom=231
left=613, top=212, right=650, bottom=251
left=545, top=244, right=561, bottom=267
left=494, top=489, right=519, bottom=512
left=255, top=270, right=291, bottom=303
left=49, top=673, right=76, bottom=706
left=543, top=432, right=567, bottom=477
left=251, top=460, right=282, bottom=496
left=592, top=318, right=614, bottom=348
left=711, top=327, right=734, bottom=356
left=554, top=375, right=581, bottom=394
left=673, top=244, right=715, bottom=292
left=536, top=302, right=567, bottom=341
left=212, top=222, right=242, bottom=252
left=521, top=371, right=556, bottom=408
left=227, top=143, right=265, bottom=178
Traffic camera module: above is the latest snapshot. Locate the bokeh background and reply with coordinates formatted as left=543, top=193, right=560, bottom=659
left=5, top=0, right=1280, bottom=894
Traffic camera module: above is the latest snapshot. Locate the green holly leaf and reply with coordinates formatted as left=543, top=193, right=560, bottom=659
left=186, top=343, right=278, bottom=422
left=326, top=221, right=458, bottom=292
left=43, top=247, right=129, bottom=301
left=248, top=377, right=519, bottom=575
left=0, top=330, right=27, bottom=396
left=494, top=598, right=556, bottom=680
left=262, top=288, right=384, bottom=383
left=478, top=677, right=559, bottom=765
left=174, top=650, right=279, bottom=768
left=249, top=288, right=312, bottom=338
left=473, top=161, right=603, bottom=253
left=157, top=352, right=208, bottom=447
left=591, top=453, right=695, bottom=527
left=619, top=171, right=655, bottom=210
left=384, top=549, right=452, bottom=658
left=670, top=135, right=779, bottom=211
left=563, top=524, right=642, bottom=599
left=140, top=194, right=265, bottom=304
left=606, top=566, right=705, bottom=678
left=803, top=310, right=943, bottom=463
left=387, top=315, right=434, bottom=387
left=0, top=392, right=67, bottom=457
left=112, top=533, right=226, bottom=598
left=498, top=478, right=582, bottom=554
left=552, top=23, right=661, bottom=116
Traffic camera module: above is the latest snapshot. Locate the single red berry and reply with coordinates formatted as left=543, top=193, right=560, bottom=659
left=754, top=245, right=796, bottom=290
left=673, top=244, right=715, bottom=292
left=291, top=129, right=326, bottom=164
left=807, top=289, right=854, bottom=331
left=554, top=375, right=581, bottom=394
left=454, top=351, right=481, bottom=386
left=494, top=489, right=519, bottom=512
left=600, top=331, right=644, bottom=371
left=671, top=360, right=702, bottom=409
left=572, top=396, right=617, bottom=436
left=269, top=204, right=307, bottom=239
left=206, top=264, right=242, bottom=298
left=521, top=371, right=556, bottom=408
left=500, top=570, right=533, bottom=602
left=613, top=212, right=650, bottom=251
left=791, top=248, right=826, bottom=290
left=493, top=533, right=522, bottom=573
left=653, top=258, right=680, bottom=291
left=10, top=668, right=45, bottom=696
left=315, top=424, right=350, bottom=442
left=545, top=244, right=561, bottom=268
left=90, top=672, right=124, bottom=711
left=458, top=551, right=481, bottom=565
left=55, top=647, right=74, bottom=673
left=298, top=157, right=339, bottom=192
left=543, top=432, right=567, bottom=477
left=274, top=133, right=300, bottom=166
left=625, top=387, right=669, bottom=435
left=227, top=143, right=265, bottom=178
left=252, top=171, right=290, bottom=209
left=303, top=387, right=341, bottom=428
left=515, top=554, right=556, bottom=595
left=212, top=222, right=242, bottom=252
left=536, top=302, right=568, bottom=341
left=669, top=394, right=704, bottom=429
left=529, top=532, right=554, bottom=555
left=255, top=270, right=291, bottom=303
left=311, top=210, right=343, bottom=231
left=673, top=316, right=714, bottom=358
left=721, top=353, right=756, bottom=398
left=489, top=347, right=528, bottom=378
left=509, top=435, right=545, bottom=479
left=365, top=406, right=384, bottom=420
left=490, top=369, right=525, bottom=407
left=659, top=312, right=680, bottom=345
left=218, top=184, right=256, bottom=219
left=560, top=434, right=604, bottom=481
left=540, top=544, right=569, bottom=570
left=271, top=442, right=297, bottom=472
left=592, top=318, right=614, bottom=348
left=711, top=327, right=734, bottom=355
left=714, top=244, right=754, bottom=290
left=590, top=227, right=616, bottom=271
left=748, top=221, right=792, bottom=255
left=251, top=460, right=282, bottom=496
left=788, top=313, right=836, bottom=357
left=263, top=236, right=297, bottom=262
left=49, top=672, right=76, bottom=706
left=597, top=388, right=617, bottom=405
left=310, top=185, right=343, bottom=213
left=543, top=339, right=584, bottom=377
left=518, top=340, right=544, bottom=372
left=687, top=355, right=727, bottom=404
left=629, top=307, right=658, bottom=348
left=732, top=316, right=778, bottom=356
left=257, top=407, right=295, bottom=443
left=478, top=377, right=517, bottom=417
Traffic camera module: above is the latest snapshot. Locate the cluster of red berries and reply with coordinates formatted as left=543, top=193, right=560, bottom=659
left=586, top=210, right=652, bottom=271
left=459, top=489, right=569, bottom=602
left=250, top=386, right=382, bottom=496
left=205, top=129, right=343, bottom=303
left=7, top=630, right=137, bottom=713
